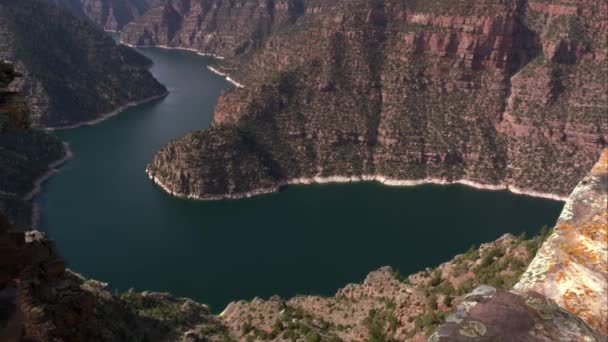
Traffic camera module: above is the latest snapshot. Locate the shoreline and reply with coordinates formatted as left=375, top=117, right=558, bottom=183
left=120, top=42, right=226, bottom=60
left=146, top=170, right=568, bottom=202
left=25, top=142, right=73, bottom=227
left=45, top=91, right=168, bottom=131
left=119, top=41, right=245, bottom=88
left=207, top=66, right=245, bottom=88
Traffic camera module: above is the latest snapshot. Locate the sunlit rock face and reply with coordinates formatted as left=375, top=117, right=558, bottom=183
left=514, top=149, right=608, bottom=333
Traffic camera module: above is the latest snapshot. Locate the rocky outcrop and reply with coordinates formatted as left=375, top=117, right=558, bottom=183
left=514, top=149, right=608, bottom=332
left=145, top=0, right=607, bottom=200
left=50, top=0, right=164, bottom=31
left=0, top=0, right=167, bottom=128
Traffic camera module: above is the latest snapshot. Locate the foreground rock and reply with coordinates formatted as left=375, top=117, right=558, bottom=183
left=431, top=286, right=603, bottom=342
left=146, top=0, right=607, bottom=200
left=0, top=0, right=167, bottom=128
left=515, top=149, right=608, bottom=332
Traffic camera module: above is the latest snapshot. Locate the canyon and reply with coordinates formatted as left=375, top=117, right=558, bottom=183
left=0, top=0, right=606, bottom=340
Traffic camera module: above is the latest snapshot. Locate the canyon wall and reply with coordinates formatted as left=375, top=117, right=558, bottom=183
left=0, top=0, right=167, bottom=128
left=140, top=0, right=607, bottom=199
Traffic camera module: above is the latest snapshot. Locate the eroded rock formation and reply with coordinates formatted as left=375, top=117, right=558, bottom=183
left=0, top=214, right=229, bottom=342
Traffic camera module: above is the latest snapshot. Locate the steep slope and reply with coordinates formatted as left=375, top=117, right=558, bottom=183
left=50, top=0, right=164, bottom=31
left=0, top=61, right=64, bottom=227
left=144, top=0, right=607, bottom=200
left=0, top=0, right=167, bottom=128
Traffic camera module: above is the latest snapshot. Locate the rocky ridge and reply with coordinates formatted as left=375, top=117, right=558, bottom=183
left=139, top=0, right=607, bottom=200
left=0, top=0, right=167, bottom=128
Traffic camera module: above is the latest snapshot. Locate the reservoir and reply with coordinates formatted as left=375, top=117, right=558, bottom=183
left=36, top=44, right=564, bottom=312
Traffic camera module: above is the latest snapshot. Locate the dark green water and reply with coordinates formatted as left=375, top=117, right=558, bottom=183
left=36, top=46, right=564, bottom=312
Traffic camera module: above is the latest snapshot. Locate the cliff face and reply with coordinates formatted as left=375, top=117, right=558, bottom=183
left=143, top=0, right=607, bottom=200
left=50, top=0, right=164, bottom=31
left=0, top=0, right=167, bottom=128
